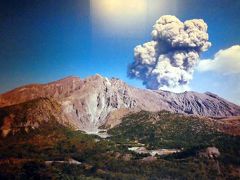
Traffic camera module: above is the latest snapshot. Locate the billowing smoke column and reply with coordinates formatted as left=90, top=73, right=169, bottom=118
left=128, top=15, right=211, bottom=92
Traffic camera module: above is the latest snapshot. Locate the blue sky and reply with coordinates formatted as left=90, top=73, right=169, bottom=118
left=0, top=0, right=240, bottom=104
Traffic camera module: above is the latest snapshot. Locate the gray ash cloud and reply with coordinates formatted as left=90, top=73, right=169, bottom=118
left=128, top=15, right=211, bottom=92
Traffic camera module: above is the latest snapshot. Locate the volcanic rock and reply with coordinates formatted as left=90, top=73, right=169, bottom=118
left=0, top=75, right=240, bottom=132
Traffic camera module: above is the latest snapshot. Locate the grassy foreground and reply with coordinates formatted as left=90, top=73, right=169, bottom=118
left=0, top=110, right=239, bottom=179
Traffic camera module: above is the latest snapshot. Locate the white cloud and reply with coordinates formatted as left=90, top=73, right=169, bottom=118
left=198, top=45, right=240, bottom=74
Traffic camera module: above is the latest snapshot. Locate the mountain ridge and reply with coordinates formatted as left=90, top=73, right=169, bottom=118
left=0, top=75, right=240, bottom=132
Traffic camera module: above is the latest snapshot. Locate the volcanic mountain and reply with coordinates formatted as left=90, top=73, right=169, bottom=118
left=0, top=74, right=240, bottom=132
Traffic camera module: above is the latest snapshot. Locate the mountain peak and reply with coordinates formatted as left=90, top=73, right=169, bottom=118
left=0, top=75, right=240, bottom=132
left=85, top=74, right=104, bottom=81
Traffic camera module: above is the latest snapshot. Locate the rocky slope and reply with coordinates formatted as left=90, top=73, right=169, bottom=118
left=0, top=98, right=75, bottom=137
left=0, top=74, right=240, bottom=132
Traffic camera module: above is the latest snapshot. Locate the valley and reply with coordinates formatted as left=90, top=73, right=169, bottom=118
left=0, top=76, right=239, bottom=179
left=0, top=106, right=239, bottom=179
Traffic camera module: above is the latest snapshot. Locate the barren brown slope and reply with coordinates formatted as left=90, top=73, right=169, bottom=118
left=0, top=98, right=77, bottom=138
left=0, top=76, right=84, bottom=108
left=213, top=116, right=240, bottom=136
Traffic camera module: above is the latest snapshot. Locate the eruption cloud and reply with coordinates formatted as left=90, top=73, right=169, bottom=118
left=128, top=15, right=211, bottom=92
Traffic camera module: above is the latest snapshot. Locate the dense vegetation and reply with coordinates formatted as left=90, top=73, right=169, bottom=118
left=109, top=111, right=240, bottom=150
left=0, top=110, right=239, bottom=179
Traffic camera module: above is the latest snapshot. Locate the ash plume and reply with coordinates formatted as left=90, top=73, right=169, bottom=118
left=128, top=15, right=211, bottom=92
